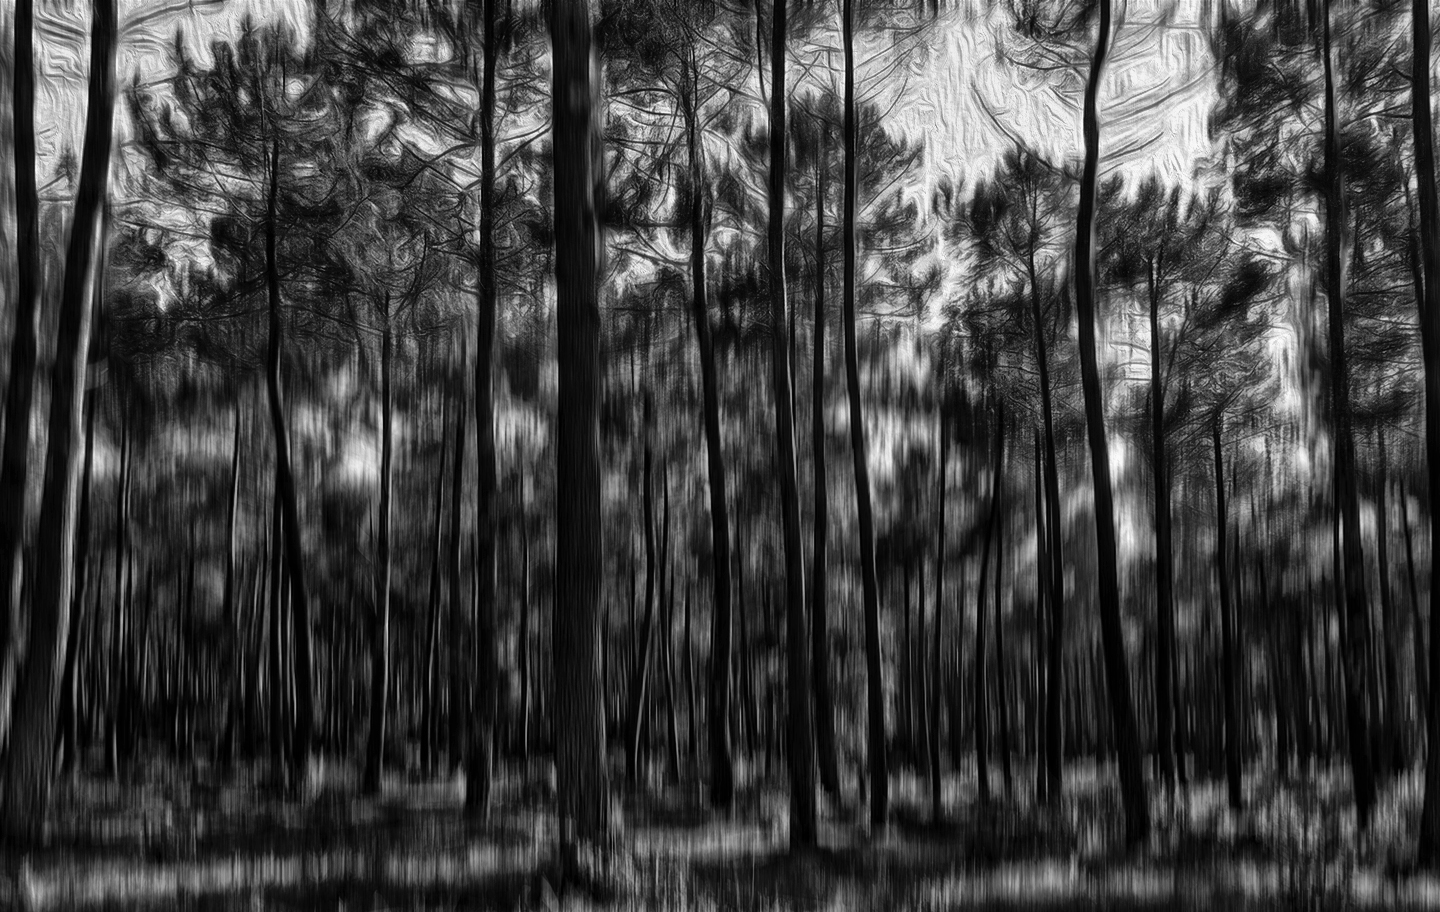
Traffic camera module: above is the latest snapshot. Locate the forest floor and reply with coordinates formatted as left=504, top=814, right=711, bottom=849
left=8, top=755, right=1440, bottom=911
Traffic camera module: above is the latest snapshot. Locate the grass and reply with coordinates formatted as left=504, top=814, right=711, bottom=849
left=6, top=755, right=1440, bottom=910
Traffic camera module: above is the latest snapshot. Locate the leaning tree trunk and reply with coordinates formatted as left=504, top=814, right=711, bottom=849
left=1073, top=0, right=1149, bottom=846
left=0, top=0, right=114, bottom=845
left=551, top=0, right=613, bottom=857
left=0, top=0, right=45, bottom=759
left=929, top=414, right=948, bottom=823
left=809, top=153, right=841, bottom=797
left=1412, top=0, right=1440, bottom=861
left=767, top=0, right=818, bottom=851
left=263, top=133, right=316, bottom=788
left=363, top=307, right=394, bottom=796
left=843, top=0, right=887, bottom=833
left=1321, top=0, right=1376, bottom=833
left=625, top=430, right=660, bottom=783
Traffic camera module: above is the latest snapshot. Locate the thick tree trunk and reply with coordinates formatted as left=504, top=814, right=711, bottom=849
left=551, top=0, right=613, bottom=855
left=0, top=0, right=113, bottom=843
left=1074, top=0, right=1149, bottom=845
left=1412, top=0, right=1440, bottom=859
left=0, top=0, right=44, bottom=760
left=767, top=0, right=817, bottom=851
left=1320, top=0, right=1376, bottom=832
left=843, top=0, right=887, bottom=833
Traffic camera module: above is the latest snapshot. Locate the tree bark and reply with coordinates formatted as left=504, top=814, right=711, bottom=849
left=1412, top=0, right=1440, bottom=858
left=0, top=0, right=113, bottom=843
left=363, top=307, right=394, bottom=795
left=810, top=150, right=841, bottom=797
left=1147, top=258, right=1178, bottom=795
left=767, top=0, right=817, bottom=849
left=1074, top=0, right=1149, bottom=845
left=1212, top=418, right=1243, bottom=810
left=0, top=0, right=44, bottom=759
left=1320, top=0, right=1376, bottom=832
left=551, top=0, right=613, bottom=855
left=467, top=0, right=501, bottom=821
left=843, top=0, right=887, bottom=833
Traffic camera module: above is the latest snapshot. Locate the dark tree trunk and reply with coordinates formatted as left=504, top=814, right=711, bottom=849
left=767, top=0, right=817, bottom=851
left=843, top=0, right=887, bottom=833
left=929, top=417, right=947, bottom=822
left=810, top=152, right=840, bottom=797
left=0, top=0, right=113, bottom=842
left=1147, top=259, right=1177, bottom=795
left=626, top=436, right=660, bottom=783
left=1321, top=0, right=1376, bottom=832
left=447, top=338, right=468, bottom=772
left=1212, top=418, right=1243, bottom=811
left=467, top=0, right=501, bottom=821
left=0, top=0, right=44, bottom=756
left=363, top=310, right=394, bottom=796
left=551, top=0, right=613, bottom=854
left=263, top=132, right=316, bottom=787
left=974, top=404, right=1004, bottom=806
left=1074, top=0, right=1149, bottom=845
left=1412, top=0, right=1440, bottom=858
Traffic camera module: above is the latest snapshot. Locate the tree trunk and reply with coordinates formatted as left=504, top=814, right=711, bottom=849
left=810, top=149, right=840, bottom=797
left=0, top=0, right=44, bottom=758
left=1074, top=0, right=1149, bottom=845
left=466, top=0, right=501, bottom=821
left=1320, top=0, right=1376, bottom=832
left=1147, top=259, right=1178, bottom=795
left=447, top=339, right=468, bottom=771
left=1412, top=0, right=1440, bottom=857
left=626, top=437, right=661, bottom=783
left=551, top=0, right=613, bottom=855
left=974, top=404, right=1004, bottom=806
left=0, top=0, right=113, bottom=843
left=263, top=131, right=316, bottom=787
left=843, top=0, right=887, bottom=833
left=929, top=416, right=947, bottom=823
left=767, top=0, right=817, bottom=851
left=1212, top=418, right=1243, bottom=811
left=363, top=310, right=394, bottom=796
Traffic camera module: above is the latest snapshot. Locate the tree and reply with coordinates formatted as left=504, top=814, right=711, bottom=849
left=1072, top=0, right=1149, bottom=846
left=768, top=0, right=818, bottom=851
left=1, top=0, right=115, bottom=845
left=551, top=0, right=613, bottom=860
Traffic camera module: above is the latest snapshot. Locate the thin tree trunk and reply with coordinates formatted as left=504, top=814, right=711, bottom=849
left=447, top=338, right=468, bottom=771
left=1212, top=418, right=1243, bottom=810
left=766, top=0, right=817, bottom=851
left=1074, top=0, right=1149, bottom=844
left=974, top=404, right=1004, bottom=806
left=843, top=0, right=887, bottom=833
left=1412, top=0, right=1440, bottom=856
left=810, top=149, right=840, bottom=797
left=466, top=0, right=502, bottom=821
left=626, top=436, right=660, bottom=783
left=929, top=416, right=947, bottom=823
left=363, top=309, right=394, bottom=795
left=1320, top=0, right=1376, bottom=832
left=1147, top=258, right=1177, bottom=795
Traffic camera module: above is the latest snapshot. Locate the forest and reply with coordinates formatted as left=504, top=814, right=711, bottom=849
left=4, top=0, right=1440, bottom=907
